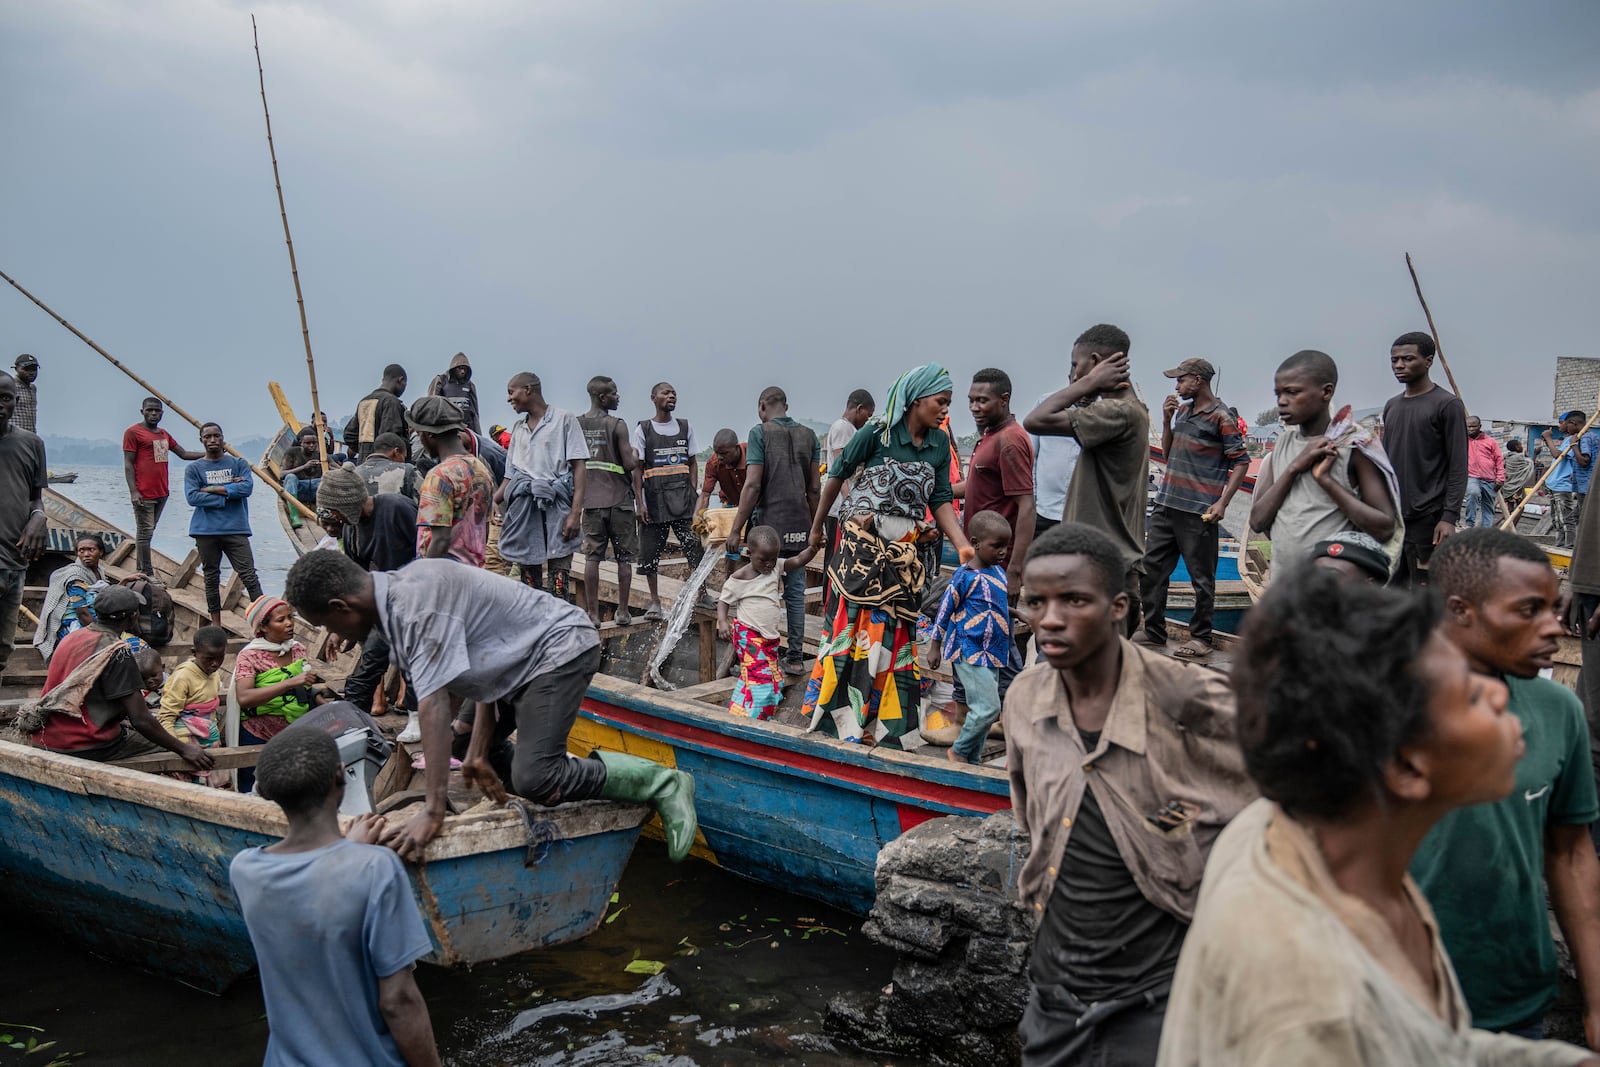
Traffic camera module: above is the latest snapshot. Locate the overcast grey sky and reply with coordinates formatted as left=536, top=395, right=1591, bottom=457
left=4, top=0, right=1597, bottom=445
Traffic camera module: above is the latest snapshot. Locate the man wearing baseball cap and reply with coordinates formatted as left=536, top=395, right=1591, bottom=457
left=409, top=396, right=495, bottom=567
left=12, top=355, right=39, bottom=434
left=1136, top=357, right=1249, bottom=659
left=1308, top=531, right=1392, bottom=584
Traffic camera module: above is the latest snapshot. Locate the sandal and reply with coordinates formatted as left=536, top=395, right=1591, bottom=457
left=1130, top=632, right=1167, bottom=647
left=1171, top=642, right=1214, bottom=660
left=641, top=604, right=664, bottom=622
left=614, top=606, right=634, bottom=627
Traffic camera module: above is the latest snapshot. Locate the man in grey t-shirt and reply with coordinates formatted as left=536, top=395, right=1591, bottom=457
left=0, top=371, right=48, bottom=674
left=285, top=552, right=697, bottom=863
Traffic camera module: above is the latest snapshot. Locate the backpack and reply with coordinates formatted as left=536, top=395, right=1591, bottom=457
left=120, top=576, right=175, bottom=647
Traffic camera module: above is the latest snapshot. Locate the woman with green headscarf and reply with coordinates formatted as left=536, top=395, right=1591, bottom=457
left=802, top=363, right=972, bottom=748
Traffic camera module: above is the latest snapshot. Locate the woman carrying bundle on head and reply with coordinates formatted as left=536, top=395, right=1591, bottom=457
left=801, top=364, right=973, bottom=748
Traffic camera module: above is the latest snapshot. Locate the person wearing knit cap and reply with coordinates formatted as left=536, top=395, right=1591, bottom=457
left=284, top=549, right=699, bottom=865
left=317, top=464, right=421, bottom=739
left=410, top=396, right=495, bottom=568
left=31, top=583, right=214, bottom=770
left=231, top=595, right=324, bottom=791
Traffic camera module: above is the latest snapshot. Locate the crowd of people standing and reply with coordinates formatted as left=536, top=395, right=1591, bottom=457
left=9, top=327, right=1600, bottom=1066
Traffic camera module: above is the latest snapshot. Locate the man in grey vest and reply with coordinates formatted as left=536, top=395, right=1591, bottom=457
left=728, top=386, right=820, bottom=676
left=634, top=382, right=704, bottom=621
left=578, top=376, right=640, bottom=626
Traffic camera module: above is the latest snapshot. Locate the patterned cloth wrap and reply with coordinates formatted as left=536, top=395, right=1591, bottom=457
left=728, top=620, right=783, bottom=721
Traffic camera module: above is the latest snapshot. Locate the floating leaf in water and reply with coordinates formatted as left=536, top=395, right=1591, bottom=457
left=624, top=959, right=665, bottom=975
left=604, top=905, right=630, bottom=924
left=769, top=941, right=779, bottom=949
left=610, top=892, right=620, bottom=904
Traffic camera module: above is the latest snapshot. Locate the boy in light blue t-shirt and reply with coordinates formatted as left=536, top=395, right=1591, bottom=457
left=229, top=727, right=440, bottom=1067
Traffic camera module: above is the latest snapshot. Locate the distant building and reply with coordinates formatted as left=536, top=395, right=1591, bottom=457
left=1554, top=357, right=1600, bottom=419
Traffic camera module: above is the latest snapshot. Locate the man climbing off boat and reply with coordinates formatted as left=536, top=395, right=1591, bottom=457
left=283, top=550, right=698, bottom=863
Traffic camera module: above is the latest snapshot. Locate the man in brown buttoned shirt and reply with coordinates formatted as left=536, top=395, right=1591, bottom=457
left=1005, top=522, right=1255, bottom=1067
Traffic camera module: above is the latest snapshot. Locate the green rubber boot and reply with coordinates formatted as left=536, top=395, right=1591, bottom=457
left=595, top=751, right=698, bottom=863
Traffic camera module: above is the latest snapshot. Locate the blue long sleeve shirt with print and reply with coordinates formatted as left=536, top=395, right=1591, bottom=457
left=930, top=562, right=1011, bottom=669
left=186, top=457, right=254, bottom=536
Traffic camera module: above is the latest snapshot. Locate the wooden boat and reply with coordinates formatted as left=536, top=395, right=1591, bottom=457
left=0, top=739, right=648, bottom=992
left=265, top=446, right=1013, bottom=915
left=11, top=488, right=653, bottom=992
left=46, top=470, right=78, bottom=484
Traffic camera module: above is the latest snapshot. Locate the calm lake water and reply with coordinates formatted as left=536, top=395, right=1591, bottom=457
left=51, top=463, right=299, bottom=590
left=20, top=469, right=927, bottom=1067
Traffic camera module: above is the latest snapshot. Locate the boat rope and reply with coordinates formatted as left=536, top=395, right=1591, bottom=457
left=508, top=798, right=564, bottom=868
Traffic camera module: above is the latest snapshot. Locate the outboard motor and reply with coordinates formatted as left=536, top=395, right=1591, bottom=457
left=280, top=701, right=395, bottom=815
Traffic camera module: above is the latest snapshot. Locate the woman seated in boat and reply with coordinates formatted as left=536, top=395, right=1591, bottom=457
left=231, top=596, right=329, bottom=788
left=26, top=585, right=213, bottom=772
left=1157, top=569, right=1594, bottom=1065
left=801, top=364, right=973, bottom=748
left=32, top=533, right=111, bottom=663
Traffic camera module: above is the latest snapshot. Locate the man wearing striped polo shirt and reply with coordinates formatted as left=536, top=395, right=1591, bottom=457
left=1136, top=358, right=1249, bottom=660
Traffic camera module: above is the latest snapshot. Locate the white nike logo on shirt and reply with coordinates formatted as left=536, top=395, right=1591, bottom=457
left=1525, top=785, right=1551, bottom=803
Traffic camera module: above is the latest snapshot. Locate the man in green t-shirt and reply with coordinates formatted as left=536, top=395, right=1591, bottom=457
left=1411, top=528, right=1600, bottom=1043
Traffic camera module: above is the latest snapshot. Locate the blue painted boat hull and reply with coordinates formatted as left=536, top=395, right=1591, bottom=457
left=577, top=674, right=1012, bottom=915
left=0, top=741, right=649, bottom=992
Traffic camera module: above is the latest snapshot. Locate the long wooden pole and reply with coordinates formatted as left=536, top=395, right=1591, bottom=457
left=0, top=267, right=318, bottom=521
left=252, top=15, right=329, bottom=472
left=1405, top=252, right=1466, bottom=412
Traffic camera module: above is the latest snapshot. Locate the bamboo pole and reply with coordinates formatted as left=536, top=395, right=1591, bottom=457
left=1405, top=253, right=1467, bottom=412
left=0, top=267, right=318, bottom=521
left=252, top=15, right=329, bottom=472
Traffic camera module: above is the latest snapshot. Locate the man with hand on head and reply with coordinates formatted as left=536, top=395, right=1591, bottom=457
left=1023, top=324, right=1150, bottom=636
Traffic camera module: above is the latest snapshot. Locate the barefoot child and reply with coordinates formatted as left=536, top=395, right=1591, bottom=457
left=157, top=626, right=228, bottom=782
left=929, top=510, right=1012, bottom=764
left=719, top=525, right=818, bottom=720
left=230, top=727, right=441, bottom=1067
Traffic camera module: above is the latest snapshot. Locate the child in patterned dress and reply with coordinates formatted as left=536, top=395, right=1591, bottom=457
left=718, top=526, right=818, bottom=720
left=929, top=510, right=1012, bottom=764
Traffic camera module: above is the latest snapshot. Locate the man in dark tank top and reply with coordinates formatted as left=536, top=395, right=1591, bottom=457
left=727, top=386, right=820, bottom=676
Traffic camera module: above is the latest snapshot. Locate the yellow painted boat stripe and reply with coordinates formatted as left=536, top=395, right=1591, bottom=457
left=568, top=718, right=717, bottom=863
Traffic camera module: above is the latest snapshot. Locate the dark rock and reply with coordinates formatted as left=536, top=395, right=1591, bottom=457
left=826, top=811, right=1034, bottom=1067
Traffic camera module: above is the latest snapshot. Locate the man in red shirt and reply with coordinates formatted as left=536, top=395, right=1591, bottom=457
left=122, top=397, right=202, bottom=576
left=961, top=368, right=1036, bottom=597
left=32, top=586, right=213, bottom=770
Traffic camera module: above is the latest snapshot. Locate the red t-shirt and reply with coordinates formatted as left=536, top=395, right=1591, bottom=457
left=701, top=442, right=749, bottom=506
left=34, top=628, right=144, bottom=752
left=963, top=415, right=1035, bottom=536
left=123, top=424, right=182, bottom=500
